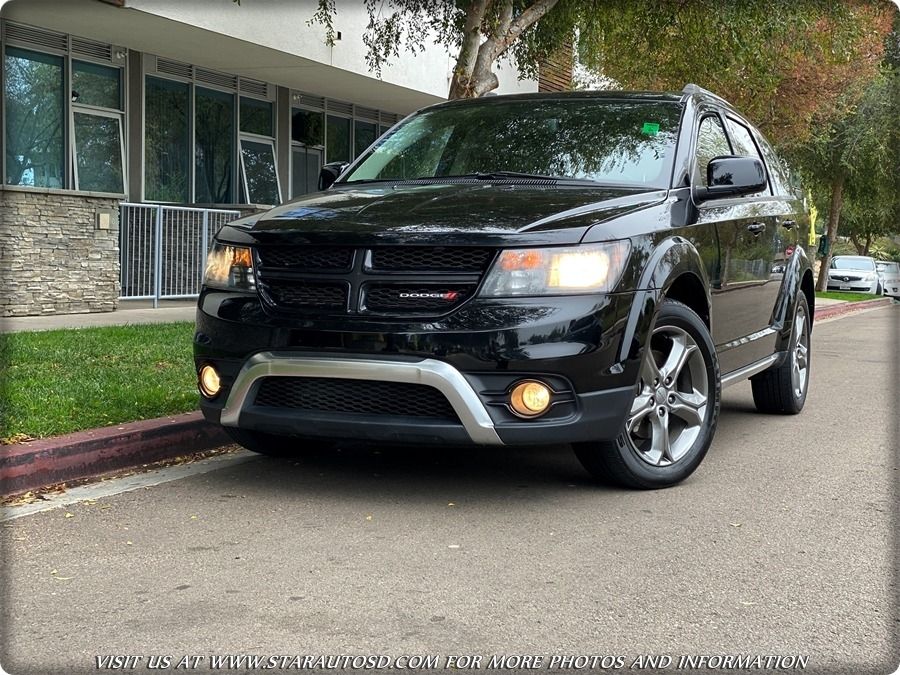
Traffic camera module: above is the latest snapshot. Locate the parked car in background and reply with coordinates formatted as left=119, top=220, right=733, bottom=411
left=195, top=85, right=814, bottom=489
left=826, top=256, right=881, bottom=294
left=875, top=260, right=900, bottom=298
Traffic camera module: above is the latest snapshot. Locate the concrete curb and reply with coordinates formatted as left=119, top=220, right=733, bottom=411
left=0, top=411, right=229, bottom=496
left=813, top=296, right=893, bottom=321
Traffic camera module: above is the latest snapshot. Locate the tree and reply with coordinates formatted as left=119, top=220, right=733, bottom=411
left=788, top=12, right=899, bottom=289
left=307, top=0, right=893, bottom=117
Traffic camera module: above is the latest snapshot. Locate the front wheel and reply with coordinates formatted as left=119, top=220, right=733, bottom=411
left=574, top=299, right=721, bottom=489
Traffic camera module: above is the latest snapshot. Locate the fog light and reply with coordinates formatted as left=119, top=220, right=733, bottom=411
left=198, top=365, right=221, bottom=398
left=509, top=380, right=552, bottom=418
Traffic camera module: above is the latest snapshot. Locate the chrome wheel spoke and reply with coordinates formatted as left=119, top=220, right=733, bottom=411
left=669, top=390, right=706, bottom=426
left=626, top=398, right=653, bottom=434
left=649, top=412, right=671, bottom=465
left=630, top=391, right=653, bottom=416
left=796, top=342, right=808, bottom=369
left=641, top=347, right=661, bottom=384
left=659, top=333, right=696, bottom=384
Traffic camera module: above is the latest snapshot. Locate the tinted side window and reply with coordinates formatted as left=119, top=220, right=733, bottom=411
left=725, top=118, right=769, bottom=196
left=695, top=115, right=732, bottom=187
left=753, top=129, right=792, bottom=196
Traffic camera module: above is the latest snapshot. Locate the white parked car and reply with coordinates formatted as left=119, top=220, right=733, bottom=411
left=875, top=260, right=900, bottom=298
left=826, top=256, right=881, bottom=294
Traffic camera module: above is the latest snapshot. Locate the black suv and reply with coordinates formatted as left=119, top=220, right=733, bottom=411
left=194, top=85, right=813, bottom=489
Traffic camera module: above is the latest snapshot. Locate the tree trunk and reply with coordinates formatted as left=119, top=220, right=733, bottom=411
left=815, top=171, right=846, bottom=292
left=849, top=232, right=864, bottom=255
left=448, top=0, right=560, bottom=99
left=448, top=0, right=489, bottom=99
left=863, top=234, right=872, bottom=256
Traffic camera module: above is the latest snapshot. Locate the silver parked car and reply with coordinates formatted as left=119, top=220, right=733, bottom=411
left=826, top=255, right=881, bottom=294
left=875, top=260, right=900, bottom=297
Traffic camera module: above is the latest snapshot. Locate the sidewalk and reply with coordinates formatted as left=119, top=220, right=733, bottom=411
left=0, top=299, right=196, bottom=333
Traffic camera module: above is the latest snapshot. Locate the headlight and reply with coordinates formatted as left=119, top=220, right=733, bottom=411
left=203, top=243, right=255, bottom=291
left=479, top=241, right=630, bottom=297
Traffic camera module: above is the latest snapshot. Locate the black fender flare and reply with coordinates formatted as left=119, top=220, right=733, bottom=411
left=617, top=236, right=713, bottom=366
left=771, top=245, right=814, bottom=351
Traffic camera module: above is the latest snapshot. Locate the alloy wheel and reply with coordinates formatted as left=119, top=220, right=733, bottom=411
left=626, top=325, right=710, bottom=467
left=791, top=304, right=810, bottom=399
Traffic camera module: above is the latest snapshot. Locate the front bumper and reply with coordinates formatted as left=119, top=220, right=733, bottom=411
left=826, top=278, right=879, bottom=293
left=204, top=351, right=634, bottom=446
left=195, top=289, right=643, bottom=447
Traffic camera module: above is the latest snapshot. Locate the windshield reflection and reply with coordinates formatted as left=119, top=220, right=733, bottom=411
left=344, top=99, right=683, bottom=189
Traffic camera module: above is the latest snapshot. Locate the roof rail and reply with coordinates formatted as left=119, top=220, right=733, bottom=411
left=681, top=83, right=731, bottom=106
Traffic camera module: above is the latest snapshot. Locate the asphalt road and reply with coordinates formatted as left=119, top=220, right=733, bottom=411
left=2, top=306, right=897, bottom=675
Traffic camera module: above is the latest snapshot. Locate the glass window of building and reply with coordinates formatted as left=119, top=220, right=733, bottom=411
left=292, top=146, right=322, bottom=197
left=144, top=76, right=191, bottom=202
left=195, top=87, right=234, bottom=204
left=73, top=111, right=124, bottom=193
left=239, top=97, right=273, bottom=137
left=326, top=114, right=351, bottom=163
left=70, top=59, right=124, bottom=193
left=292, top=108, right=324, bottom=146
left=354, top=120, right=377, bottom=159
left=238, top=96, right=280, bottom=204
left=240, top=138, right=280, bottom=204
left=4, top=47, right=65, bottom=188
left=72, top=60, right=121, bottom=110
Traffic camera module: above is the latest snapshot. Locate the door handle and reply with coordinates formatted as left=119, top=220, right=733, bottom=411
left=781, top=219, right=796, bottom=230
left=747, top=222, right=766, bottom=235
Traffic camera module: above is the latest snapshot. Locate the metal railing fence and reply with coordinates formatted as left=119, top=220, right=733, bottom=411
left=119, top=203, right=241, bottom=305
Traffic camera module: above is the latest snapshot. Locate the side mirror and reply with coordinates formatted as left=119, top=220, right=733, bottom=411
left=318, top=162, right=349, bottom=191
left=695, top=156, right=766, bottom=202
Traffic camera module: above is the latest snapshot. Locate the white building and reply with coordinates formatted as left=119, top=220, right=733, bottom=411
left=0, top=0, right=539, bottom=316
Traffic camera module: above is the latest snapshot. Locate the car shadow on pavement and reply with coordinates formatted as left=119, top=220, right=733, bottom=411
left=203, top=441, right=628, bottom=504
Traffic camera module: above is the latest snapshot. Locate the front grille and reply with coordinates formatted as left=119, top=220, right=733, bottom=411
left=257, top=246, right=353, bottom=270
left=364, top=284, right=475, bottom=313
left=253, top=377, right=459, bottom=420
left=261, top=281, right=347, bottom=310
left=254, top=245, right=490, bottom=316
left=370, top=247, right=493, bottom=272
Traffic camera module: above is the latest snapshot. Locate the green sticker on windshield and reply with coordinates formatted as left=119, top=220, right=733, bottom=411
left=641, top=122, right=660, bottom=136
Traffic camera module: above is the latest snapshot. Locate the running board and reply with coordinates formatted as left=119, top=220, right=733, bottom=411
left=721, top=353, right=780, bottom=389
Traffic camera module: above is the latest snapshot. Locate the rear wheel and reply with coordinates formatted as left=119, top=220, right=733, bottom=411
left=222, top=427, right=335, bottom=457
left=574, top=300, right=720, bottom=489
left=751, top=293, right=810, bottom=414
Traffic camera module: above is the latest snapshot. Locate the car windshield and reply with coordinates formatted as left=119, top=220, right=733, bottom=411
left=342, top=98, right=683, bottom=189
left=831, top=257, right=875, bottom=271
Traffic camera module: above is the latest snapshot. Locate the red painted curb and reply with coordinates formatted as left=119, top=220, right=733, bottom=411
left=0, top=411, right=230, bottom=496
left=813, top=297, right=893, bottom=321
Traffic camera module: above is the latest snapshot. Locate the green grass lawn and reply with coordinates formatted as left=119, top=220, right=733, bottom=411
left=815, top=291, right=881, bottom=302
left=0, top=322, right=198, bottom=442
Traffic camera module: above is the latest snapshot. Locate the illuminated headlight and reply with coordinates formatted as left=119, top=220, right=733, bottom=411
left=203, top=243, right=255, bottom=291
left=479, top=241, right=630, bottom=297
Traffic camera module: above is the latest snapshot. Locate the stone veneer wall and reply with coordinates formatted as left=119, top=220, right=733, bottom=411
left=0, top=189, right=120, bottom=317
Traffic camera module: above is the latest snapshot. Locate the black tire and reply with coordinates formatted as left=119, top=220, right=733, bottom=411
left=222, top=427, right=335, bottom=457
left=573, top=299, right=720, bottom=489
left=876, top=282, right=883, bottom=295
left=751, top=293, right=811, bottom=414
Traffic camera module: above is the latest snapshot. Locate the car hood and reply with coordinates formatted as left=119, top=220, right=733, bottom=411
left=219, top=182, right=667, bottom=247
